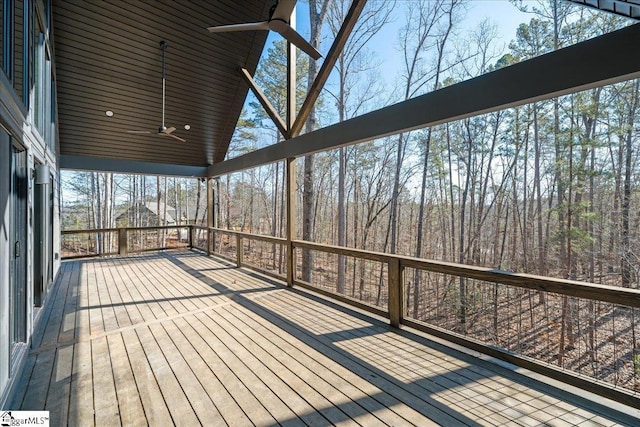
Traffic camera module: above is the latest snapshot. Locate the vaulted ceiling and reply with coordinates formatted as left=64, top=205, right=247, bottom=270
left=53, top=0, right=272, bottom=175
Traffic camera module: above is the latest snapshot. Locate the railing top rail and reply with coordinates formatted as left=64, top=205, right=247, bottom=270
left=292, top=239, right=640, bottom=308
left=401, top=257, right=640, bottom=308
left=293, top=240, right=390, bottom=263
left=62, top=228, right=120, bottom=234
left=62, top=225, right=190, bottom=234
left=61, top=226, right=640, bottom=308
left=208, top=227, right=287, bottom=244
left=124, top=225, right=189, bottom=232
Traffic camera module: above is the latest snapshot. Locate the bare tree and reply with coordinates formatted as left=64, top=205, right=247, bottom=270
left=327, top=0, right=393, bottom=293
left=302, top=0, right=332, bottom=282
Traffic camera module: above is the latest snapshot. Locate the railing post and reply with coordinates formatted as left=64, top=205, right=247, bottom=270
left=388, top=257, right=403, bottom=328
left=118, top=228, right=128, bottom=256
left=207, top=228, right=212, bottom=256
left=188, top=225, right=193, bottom=249
left=236, top=234, right=243, bottom=267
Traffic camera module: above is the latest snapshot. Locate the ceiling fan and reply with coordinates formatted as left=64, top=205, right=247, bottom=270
left=207, top=0, right=322, bottom=60
left=127, top=41, right=186, bottom=143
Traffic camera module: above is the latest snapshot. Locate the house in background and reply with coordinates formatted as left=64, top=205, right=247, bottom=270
left=115, top=202, right=176, bottom=228
left=115, top=202, right=202, bottom=228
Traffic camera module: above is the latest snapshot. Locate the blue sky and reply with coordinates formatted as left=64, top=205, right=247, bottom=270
left=362, top=1, right=532, bottom=89
left=260, top=1, right=534, bottom=96
left=247, top=0, right=534, bottom=137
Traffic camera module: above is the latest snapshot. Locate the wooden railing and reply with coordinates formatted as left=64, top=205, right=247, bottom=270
left=61, top=225, right=191, bottom=259
left=62, top=225, right=640, bottom=408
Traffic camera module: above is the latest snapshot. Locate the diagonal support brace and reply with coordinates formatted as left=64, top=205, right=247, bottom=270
left=240, top=67, right=289, bottom=139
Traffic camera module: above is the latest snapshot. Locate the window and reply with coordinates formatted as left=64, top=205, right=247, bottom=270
left=1, top=0, right=29, bottom=106
left=44, top=0, right=50, bottom=27
left=48, top=72, right=56, bottom=153
left=34, top=29, right=43, bottom=131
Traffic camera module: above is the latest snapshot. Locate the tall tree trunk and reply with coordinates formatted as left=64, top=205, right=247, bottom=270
left=447, top=123, right=456, bottom=262
left=458, top=124, right=473, bottom=333
left=533, top=104, right=547, bottom=307
left=163, top=177, right=168, bottom=246
left=352, top=170, right=359, bottom=296
left=414, top=130, right=431, bottom=317
left=90, top=173, right=97, bottom=248
left=272, top=162, right=280, bottom=270
left=157, top=176, right=162, bottom=247
left=337, top=146, right=346, bottom=292
left=336, top=53, right=347, bottom=292
left=103, top=173, right=112, bottom=251
left=302, top=0, right=331, bottom=282
left=195, top=178, right=202, bottom=228
left=389, top=132, right=404, bottom=256
left=175, top=178, right=180, bottom=240
left=413, top=2, right=456, bottom=315
left=95, top=173, right=103, bottom=253
left=225, top=175, right=231, bottom=230
left=621, top=80, right=639, bottom=287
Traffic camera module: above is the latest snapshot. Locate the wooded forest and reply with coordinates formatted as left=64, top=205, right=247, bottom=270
left=62, top=1, right=640, bottom=393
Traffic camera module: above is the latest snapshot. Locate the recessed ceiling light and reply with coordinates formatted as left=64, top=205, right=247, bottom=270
left=184, top=124, right=191, bottom=130
left=105, top=110, right=114, bottom=117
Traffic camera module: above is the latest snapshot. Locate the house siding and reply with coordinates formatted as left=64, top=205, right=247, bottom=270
left=0, top=0, right=60, bottom=408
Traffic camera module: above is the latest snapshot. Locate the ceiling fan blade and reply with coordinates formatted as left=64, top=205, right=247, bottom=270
left=207, top=21, right=270, bottom=33
left=127, top=130, right=153, bottom=134
left=270, top=20, right=322, bottom=60
left=164, top=133, right=186, bottom=143
left=161, top=126, right=177, bottom=135
left=270, top=0, right=297, bottom=21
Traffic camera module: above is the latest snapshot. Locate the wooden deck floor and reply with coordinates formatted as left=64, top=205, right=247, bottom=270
left=9, top=251, right=640, bottom=426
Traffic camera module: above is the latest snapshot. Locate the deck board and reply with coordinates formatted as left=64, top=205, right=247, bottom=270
left=67, top=340, right=94, bottom=426
left=135, top=325, right=201, bottom=425
left=91, top=336, right=119, bottom=425
left=107, top=332, right=146, bottom=427
left=11, top=250, right=640, bottom=426
left=119, top=328, right=172, bottom=426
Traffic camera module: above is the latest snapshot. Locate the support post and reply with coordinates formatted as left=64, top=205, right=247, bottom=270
left=118, top=228, right=128, bottom=256
left=286, top=158, right=296, bottom=287
left=286, top=3, right=296, bottom=134
left=388, top=257, right=403, bottom=328
left=284, top=5, right=297, bottom=287
left=236, top=234, right=243, bottom=268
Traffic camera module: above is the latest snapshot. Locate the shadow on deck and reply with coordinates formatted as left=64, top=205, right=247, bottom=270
left=9, top=250, right=640, bottom=426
